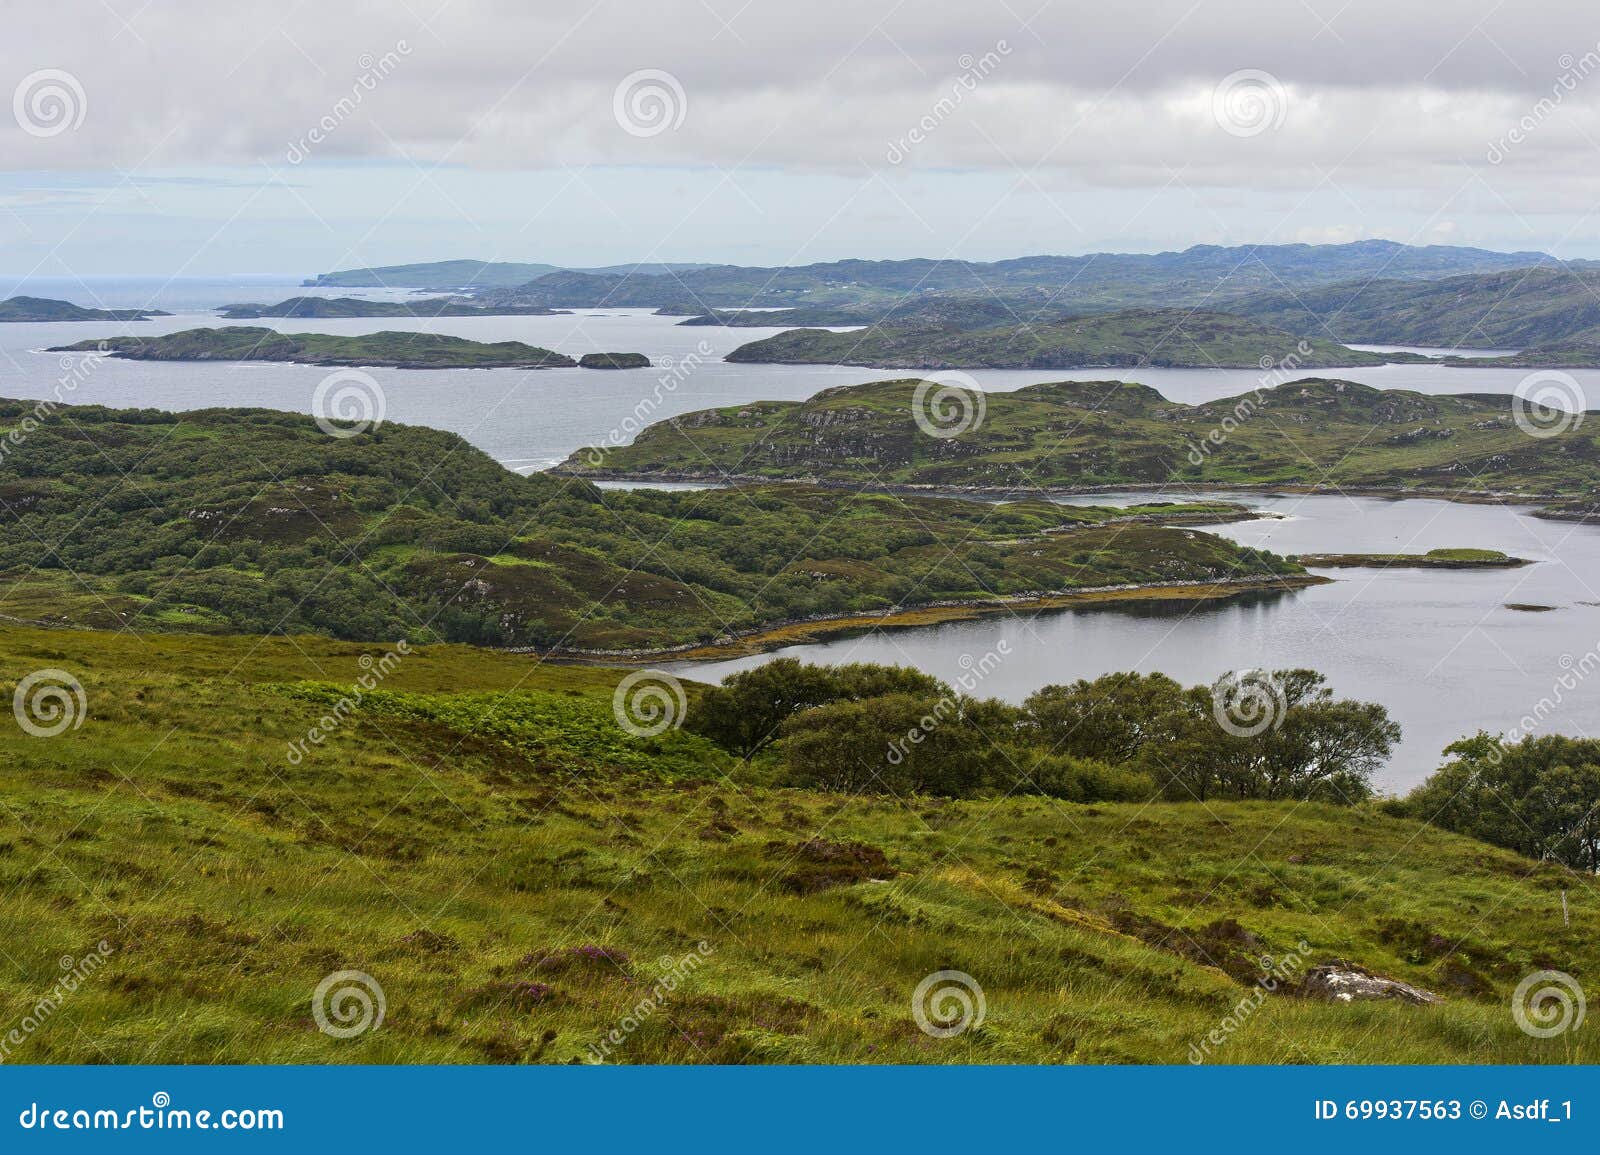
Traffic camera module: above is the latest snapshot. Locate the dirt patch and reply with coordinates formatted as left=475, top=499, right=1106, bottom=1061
left=766, top=838, right=893, bottom=894
left=1108, top=910, right=1266, bottom=983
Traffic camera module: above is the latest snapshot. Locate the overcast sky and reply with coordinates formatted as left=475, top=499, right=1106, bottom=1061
left=6, top=0, right=1600, bottom=274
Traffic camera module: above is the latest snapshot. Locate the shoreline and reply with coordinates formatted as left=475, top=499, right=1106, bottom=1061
left=528, top=573, right=1328, bottom=664
left=557, top=469, right=1572, bottom=508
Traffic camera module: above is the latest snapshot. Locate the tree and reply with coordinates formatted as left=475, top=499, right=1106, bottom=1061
left=779, top=692, right=997, bottom=796
left=1406, top=734, right=1600, bottom=869
left=687, top=659, right=949, bottom=761
left=1022, top=672, right=1192, bottom=765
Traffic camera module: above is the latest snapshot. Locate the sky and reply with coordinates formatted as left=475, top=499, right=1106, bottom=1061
left=6, top=0, right=1600, bottom=275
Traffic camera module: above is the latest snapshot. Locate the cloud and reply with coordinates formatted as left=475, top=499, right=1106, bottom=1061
left=6, top=0, right=1600, bottom=269
left=5, top=0, right=1599, bottom=187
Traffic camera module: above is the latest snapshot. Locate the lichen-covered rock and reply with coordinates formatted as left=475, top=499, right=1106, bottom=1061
left=1299, top=962, right=1441, bottom=1005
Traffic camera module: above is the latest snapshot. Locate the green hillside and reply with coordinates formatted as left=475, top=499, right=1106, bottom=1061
left=0, top=399, right=1296, bottom=653
left=724, top=309, right=1402, bottom=370
left=0, top=623, right=1589, bottom=1064
left=565, top=377, right=1600, bottom=501
left=1234, top=267, right=1600, bottom=349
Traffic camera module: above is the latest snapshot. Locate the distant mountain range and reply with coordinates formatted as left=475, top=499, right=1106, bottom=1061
left=305, top=260, right=720, bottom=290
left=218, top=296, right=566, bottom=319
left=1230, top=267, right=1600, bottom=348
left=448, top=240, right=1568, bottom=311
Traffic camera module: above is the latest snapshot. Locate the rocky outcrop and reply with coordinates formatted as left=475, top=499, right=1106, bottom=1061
left=1298, top=962, right=1441, bottom=1005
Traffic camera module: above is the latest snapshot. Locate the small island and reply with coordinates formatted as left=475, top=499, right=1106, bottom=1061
left=218, top=296, right=567, bottom=319
left=50, top=327, right=579, bottom=370
left=0, top=295, right=169, bottom=322
left=1293, top=548, right=1531, bottom=569
left=578, top=352, right=651, bottom=369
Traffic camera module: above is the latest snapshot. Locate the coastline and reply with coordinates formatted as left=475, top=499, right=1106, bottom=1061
left=557, top=468, right=1573, bottom=508
left=528, top=573, right=1328, bottom=664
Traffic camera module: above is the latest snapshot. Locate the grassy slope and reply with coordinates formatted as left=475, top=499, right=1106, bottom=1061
left=51, top=328, right=578, bottom=369
left=566, top=377, right=1600, bottom=499
left=724, top=309, right=1396, bottom=369
left=0, top=401, right=1295, bottom=651
left=0, top=622, right=1591, bottom=1065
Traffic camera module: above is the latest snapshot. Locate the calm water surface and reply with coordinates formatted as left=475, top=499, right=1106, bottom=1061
left=1, top=279, right=1593, bottom=471
left=670, top=494, right=1600, bottom=790
left=4, top=277, right=1595, bottom=788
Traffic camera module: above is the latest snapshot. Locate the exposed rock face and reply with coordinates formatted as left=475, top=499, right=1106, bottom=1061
left=1299, top=962, right=1441, bottom=1005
